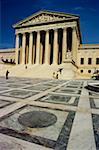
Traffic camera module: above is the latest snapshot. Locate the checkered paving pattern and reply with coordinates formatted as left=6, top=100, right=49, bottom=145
left=0, top=77, right=98, bottom=150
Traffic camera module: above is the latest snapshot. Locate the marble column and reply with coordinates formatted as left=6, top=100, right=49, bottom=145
left=15, top=34, right=19, bottom=64
left=62, top=28, right=67, bottom=62
left=29, top=32, right=33, bottom=64
left=53, top=29, right=58, bottom=65
left=40, top=43, right=43, bottom=64
left=45, top=30, right=50, bottom=64
left=32, top=44, right=35, bottom=64
left=72, top=27, right=77, bottom=62
left=36, top=31, right=40, bottom=64
left=22, top=33, right=26, bottom=64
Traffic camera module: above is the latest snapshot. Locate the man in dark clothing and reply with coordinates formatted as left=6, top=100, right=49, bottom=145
left=6, top=70, right=9, bottom=79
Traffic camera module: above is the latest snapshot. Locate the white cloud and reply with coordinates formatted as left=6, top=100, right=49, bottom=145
left=74, top=6, right=96, bottom=12
left=74, top=7, right=84, bottom=10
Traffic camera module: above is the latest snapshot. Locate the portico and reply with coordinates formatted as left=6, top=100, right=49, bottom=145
left=14, top=10, right=81, bottom=66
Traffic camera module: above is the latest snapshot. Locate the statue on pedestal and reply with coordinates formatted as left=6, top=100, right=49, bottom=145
left=66, top=50, right=72, bottom=59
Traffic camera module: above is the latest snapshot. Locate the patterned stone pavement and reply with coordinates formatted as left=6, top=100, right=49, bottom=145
left=0, top=77, right=98, bottom=150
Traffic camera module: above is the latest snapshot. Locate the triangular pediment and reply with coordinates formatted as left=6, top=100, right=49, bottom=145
left=13, top=10, right=79, bottom=28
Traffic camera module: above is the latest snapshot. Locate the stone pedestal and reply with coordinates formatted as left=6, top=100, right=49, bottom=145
left=59, top=59, right=77, bottom=79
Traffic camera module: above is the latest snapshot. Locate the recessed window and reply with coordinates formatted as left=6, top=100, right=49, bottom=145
left=88, top=58, right=92, bottom=65
left=80, top=58, right=84, bottom=64
left=88, top=70, right=91, bottom=73
left=80, top=70, right=83, bottom=73
left=96, top=58, right=99, bottom=64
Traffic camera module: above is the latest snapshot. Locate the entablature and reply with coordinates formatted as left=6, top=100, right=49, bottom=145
left=15, top=21, right=77, bottom=34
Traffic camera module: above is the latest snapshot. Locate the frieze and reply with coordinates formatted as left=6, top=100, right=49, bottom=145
left=15, top=22, right=77, bottom=34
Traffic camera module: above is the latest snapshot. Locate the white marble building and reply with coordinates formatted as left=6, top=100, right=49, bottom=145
left=0, top=10, right=99, bottom=79
left=13, top=10, right=81, bottom=65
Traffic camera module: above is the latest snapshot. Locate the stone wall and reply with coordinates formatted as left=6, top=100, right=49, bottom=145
left=77, top=44, right=99, bottom=78
left=0, top=49, right=15, bottom=64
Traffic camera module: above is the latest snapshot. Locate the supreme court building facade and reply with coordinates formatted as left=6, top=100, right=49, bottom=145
left=0, top=10, right=99, bottom=79
left=14, top=10, right=81, bottom=66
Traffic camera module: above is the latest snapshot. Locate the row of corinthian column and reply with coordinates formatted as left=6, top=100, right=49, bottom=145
left=15, top=27, right=76, bottom=65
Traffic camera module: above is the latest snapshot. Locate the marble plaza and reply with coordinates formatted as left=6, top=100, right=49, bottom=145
left=0, top=77, right=98, bottom=150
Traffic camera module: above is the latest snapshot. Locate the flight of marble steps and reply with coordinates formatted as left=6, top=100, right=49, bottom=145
left=0, top=64, right=60, bottom=79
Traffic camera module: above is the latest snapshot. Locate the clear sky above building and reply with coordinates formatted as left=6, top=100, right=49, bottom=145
left=0, top=0, right=99, bottom=49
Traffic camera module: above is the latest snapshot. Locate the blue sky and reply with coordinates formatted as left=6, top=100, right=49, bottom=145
left=0, top=0, right=99, bottom=49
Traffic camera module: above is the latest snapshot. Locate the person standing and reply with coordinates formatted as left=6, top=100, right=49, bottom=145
left=6, top=70, right=9, bottom=79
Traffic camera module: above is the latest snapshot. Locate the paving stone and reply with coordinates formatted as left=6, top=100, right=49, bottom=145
left=0, top=77, right=98, bottom=150
left=0, top=100, right=14, bottom=108
left=1, top=90, right=39, bottom=99
left=18, top=111, right=57, bottom=128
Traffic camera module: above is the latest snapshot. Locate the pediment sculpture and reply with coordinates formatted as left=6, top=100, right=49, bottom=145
left=13, top=11, right=78, bottom=28
left=21, top=14, right=67, bottom=26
